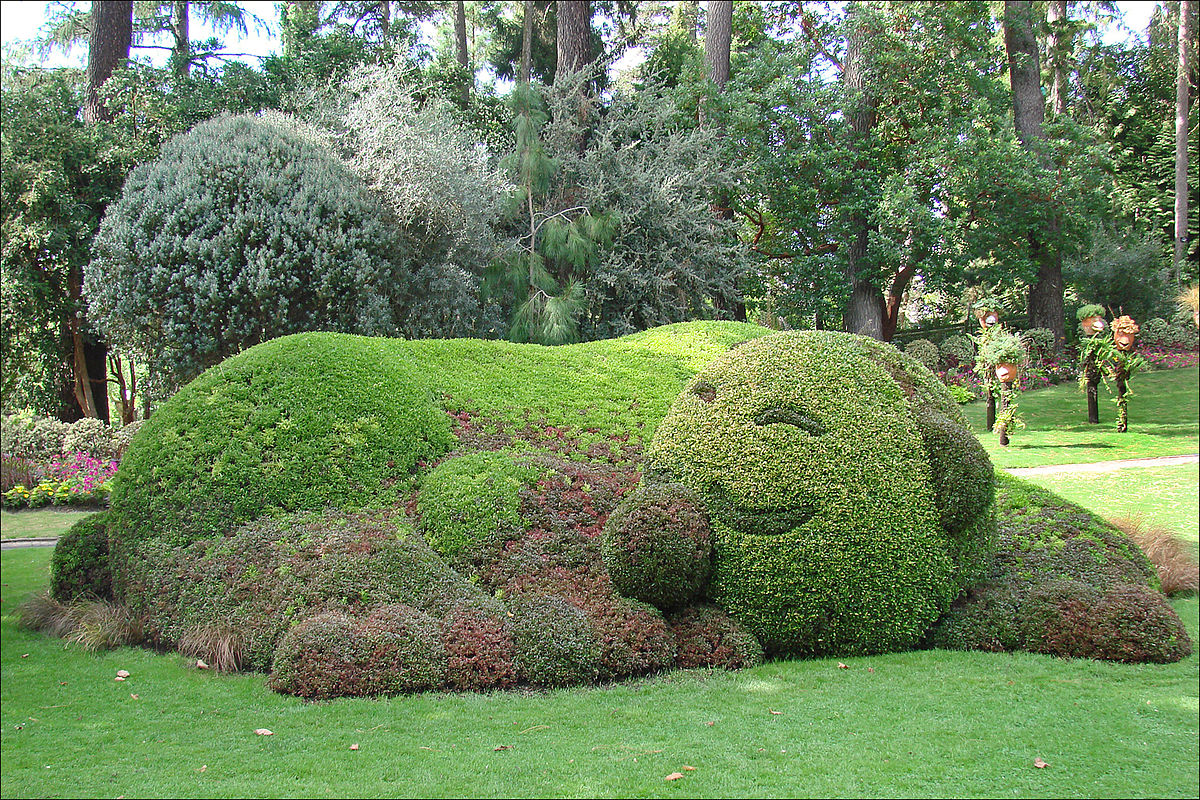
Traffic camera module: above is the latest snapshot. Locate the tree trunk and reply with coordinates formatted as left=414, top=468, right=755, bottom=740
left=1005, top=0, right=1066, bottom=350
left=986, top=383, right=996, bottom=431
left=520, top=0, right=534, bottom=84
left=454, top=0, right=470, bottom=104
left=379, top=0, right=390, bottom=37
left=841, top=6, right=883, bottom=339
left=556, top=0, right=592, bottom=76
left=1175, top=0, right=1195, bottom=280
left=704, top=0, right=732, bottom=88
left=76, top=0, right=129, bottom=422
left=1086, top=378, right=1100, bottom=424
left=172, top=0, right=189, bottom=77
left=1046, top=0, right=1069, bottom=116
left=84, top=0, right=133, bottom=123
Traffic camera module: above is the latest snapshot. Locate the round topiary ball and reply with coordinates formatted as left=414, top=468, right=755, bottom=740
left=508, top=593, right=600, bottom=687
left=87, top=112, right=413, bottom=390
left=668, top=604, right=764, bottom=669
left=645, top=330, right=996, bottom=656
left=601, top=483, right=711, bottom=610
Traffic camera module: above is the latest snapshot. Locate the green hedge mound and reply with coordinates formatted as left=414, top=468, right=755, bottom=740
left=644, top=331, right=996, bottom=656
left=50, top=512, right=113, bottom=602
left=930, top=474, right=1191, bottom=663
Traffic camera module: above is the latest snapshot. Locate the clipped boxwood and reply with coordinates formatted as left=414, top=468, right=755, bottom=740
left=508, top=593, right=601, bottom=687
left=929, top=474, right=1191, bottom=664
left=668, top=604, right=764, bottom=669
left=601, top=483, right=711, bottom=610
left=416, top=452, right=538, bottom=565
left=50, top=512, right=113, bottom=601
left=107, top=332, right=456, bottom=593
left=644, top=331, right=996, bottom=656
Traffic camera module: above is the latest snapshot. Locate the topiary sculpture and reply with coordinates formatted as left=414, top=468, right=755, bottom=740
left=640, top=330, right=996, bottom=656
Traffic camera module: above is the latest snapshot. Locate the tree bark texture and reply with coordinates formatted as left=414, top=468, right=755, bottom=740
left=1005, top=0, right=1065, bottom=350
left=556, top=0, right=592, bottom=76
left=172, top=0, right=189, bottom=76
left=85, top=0, right=133, bottom=123
left=1046, top=0, right=1069, bottom=116
left=520, top=0, right=534, bottom=84
left=1175, top=0, right=1195, bottom=279
left=704, top=0, right=732, bottom=88
left=454, top=0, right=469, bottom=103
left=840, top=8, right=884, bottom=340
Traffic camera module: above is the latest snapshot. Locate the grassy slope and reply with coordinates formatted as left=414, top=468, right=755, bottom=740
left=1, top=545, right=1195, bottom=799
left=962, top=367, right=1199, bottom=469
left=0, top=510, right=94, bottom=540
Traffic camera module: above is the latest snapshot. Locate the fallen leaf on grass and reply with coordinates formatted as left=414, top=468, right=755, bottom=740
left=254, top=729, right=273, bottom=736
left=493, top=745, right=512, bottom=751
left=130, top=694, right=139, bottom=700
left=665, top=773, right=684, bottom=781
left=837, top=663, right=849, bottom=669
left=349, top=744, right=359, bottom=751
left=682, top=765, right=696, bottom=771
left=21, top=653, right=29, bottom=658
left=867, top=667, right=875, bottom=673
left=116, top=670, right=130, bottom=678
left=769, top=709, right=782, bottom=715
left=704, top=721, right=715, bottom=726
left=196, top=765, right=207, bottom=773
left=196, top=659, right=209, bottom=670
left=114, top=676, right=126, bottom=682
left=1034, top=758, right=1048, bottom=769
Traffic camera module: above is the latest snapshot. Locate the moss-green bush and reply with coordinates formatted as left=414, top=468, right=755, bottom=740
left=903, top=338, right=939, bottom=371
left=50, top=513, right=112, bottom=602
left=644, top=331, right=995, bottom=656
left=601, top=483, right=711, bottom=610
left=417, top=452, right=537, bottom=564
left=929, top=474, right=1191, bottom=663
left=938, top=334, right=974, bottom=367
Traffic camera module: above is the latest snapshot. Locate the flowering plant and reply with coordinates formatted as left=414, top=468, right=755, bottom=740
left=1, top=451, right=117, bottom=509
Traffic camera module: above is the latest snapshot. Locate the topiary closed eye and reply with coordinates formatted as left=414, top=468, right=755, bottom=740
left=753, top=407, right=826, bottom=436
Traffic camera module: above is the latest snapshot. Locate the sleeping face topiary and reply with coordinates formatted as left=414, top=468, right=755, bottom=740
left=644, top=331, right=995, bottom=656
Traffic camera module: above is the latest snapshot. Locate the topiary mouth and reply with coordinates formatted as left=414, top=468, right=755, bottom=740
left=707, top=482, right=817, bottom=536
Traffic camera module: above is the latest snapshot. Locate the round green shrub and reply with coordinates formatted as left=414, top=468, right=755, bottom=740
left=509, top=593, right=600, bottom=687
left=63, top=418, right=117, bottom=460
left=1140, top=318, right=1170, bottom=346
left=1021, top=328, right=1056, bottom=360
left=601, top=483, right=711, bottom=610
left=87, top=113, right=414, bottom=390
left=268, top=605, right=449, bottom=699
left=645, top=330, right=995, bottom=655
left=583, top=596, right=677, bottom=681
left=417, top=452, right=537, bottom=565
left=903, top=338, right=939, bottom=371
left=938, top=334, right=974, bottom=367
left=50, top=512, right=112, bottom=601
left=107, top=333, right=455, bottom=592
left=668, top=604, right=764, bottom=669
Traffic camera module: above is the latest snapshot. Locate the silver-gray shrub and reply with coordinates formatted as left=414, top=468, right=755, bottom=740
left=295, top=59, right=511, bottom=339
left=538, top=72, right=749, bottom=338
left=86, top=113, right=411, bottom=390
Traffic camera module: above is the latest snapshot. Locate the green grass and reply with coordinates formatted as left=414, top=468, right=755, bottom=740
left=0, top=509, right=94, bottom=540
left=962, top=367, right=1199, bottom=469
left=1, top=544, right=1195, bottom=799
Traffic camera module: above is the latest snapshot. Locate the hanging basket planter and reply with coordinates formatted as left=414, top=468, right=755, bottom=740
left=994, top=363, right=1019, bottom=384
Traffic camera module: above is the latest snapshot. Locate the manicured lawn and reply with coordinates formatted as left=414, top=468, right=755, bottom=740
left=0, top=509, right=95, bottom=540
left=963, top=367, right=1199, bottom=469
left=1019, top=465, right=1199, bottom=547
left=2, top=547, right=1197, bottom=799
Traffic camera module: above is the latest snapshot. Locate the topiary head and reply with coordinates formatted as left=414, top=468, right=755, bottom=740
left=644, top=331, right=995, bottom=656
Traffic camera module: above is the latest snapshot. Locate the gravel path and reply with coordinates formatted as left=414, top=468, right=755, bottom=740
left=4, top=453, right=1197, bottom=550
